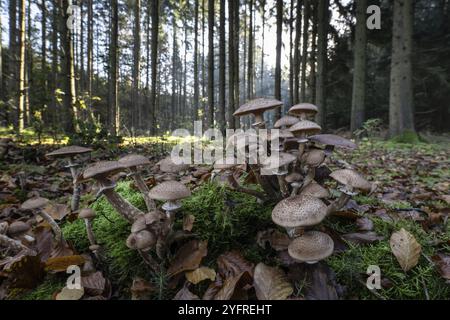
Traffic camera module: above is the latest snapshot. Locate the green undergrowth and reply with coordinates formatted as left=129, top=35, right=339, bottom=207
left=327, top=215, right=450, bottom=300
left=19, top=275, right=66, bottom=300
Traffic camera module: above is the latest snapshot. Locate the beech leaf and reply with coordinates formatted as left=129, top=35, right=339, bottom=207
left=253, top=263, right=293, bottom=300
left=390, top=228, right=421, bottom=272
left=185, top=266, right=216, bottom=284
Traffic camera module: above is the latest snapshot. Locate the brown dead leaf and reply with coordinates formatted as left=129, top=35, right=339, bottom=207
left=390, top=228, right=422, bottom=272
left=183, top=214, right=195, bottom=232
left=185, top=266, right=216, bottom=284
left=439, top=195, right=450, bottom=205
left=213, top=271, right=252, bottom=300
left=167, top=240, right=208, bottom=277
left=45, top=255, right=85, bottom=272
left=81, top=271, right=106, bottom=296
left=342, top=232, right=384, bottom=244
left=253, top=263, right=293, bottom=300
left=173, top=283, right=200, bottom=300
left=217, top=251, right=254, bottom=278
left=44, top=203, right=70, bottom=221
left=431, top=254, right=450, bottom=280
left=256, top=229, right=291, bottom=251
left=131, top=277, right=156, bottom=300
left=356, top=217, right=374, bottom=231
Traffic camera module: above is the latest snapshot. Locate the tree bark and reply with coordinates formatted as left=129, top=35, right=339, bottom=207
left=108, top=0, right=119, bottom=136
left=150, top=0, right=159, bottom=135
left=274, top=0, right=282, bottom=121
left=300, top=0, right=310, bottom=102
left=9, top=0, right=17, bottom=107
left=351, top=0, right=367, bottom=133
left=87, top=0, right=93, bottom=109
left=194, top=0, right=200, bottom=121
left=389, top=0, right=415, bottom=137
left=247, top=0, right=254, bottom=102
left=227, top=0, right=236, bottom=129
left=132, top=0, right=141, bottom=131
left=218, top=0, right=226, bottom=133
left=233, top=0, right=240, bottom=128
left=50, top=1, right=59, bottom=129
left=289, top=0, right=294, bottom=107
left=293, top=0, right=302, bottom=104
left=207, top=0, right=215, bottom=128
left=315, top=0, right=328, bottom=127
left=260, top=0, right=265, bottom=96
left=17, top=0, right=26, bottom=132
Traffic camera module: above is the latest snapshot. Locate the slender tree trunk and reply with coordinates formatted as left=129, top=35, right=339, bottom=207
left=0, top=13, right=3, bottom=100
left=247, top=0, right=254, bottom=101
left=145, top=0, right=151, bottom=131
left=207, top=0, right=214, bottom=128
left=227, top=0, right=235, bottom=129
left=108, top=0, right=119, bottom=136
left=218, top=0, right=226, bottom=132
left=171, top=20, right=177, bottom=131
left=309, top=1, right=317, bottom=103
left=150, top=0, right=159, bottom=135
left=233, top=0, right=240, bottom=128
left=315, top=0, right=328, bottom=127
left=50, top=2, right=58, bottom=129
left=293, top=0, right=301, bottom=105
left=17, top=0, right=26, bottom=132
left=41, top=0, right=47, bottom=94
left=389, top=0, right=415, bottom=137
left=87, top=0, right=93, bottom=107
left=132, top=0, right=141, bottom=131
left=300, top=0, right=310, bottom=102
left=9, top=0, right=17, bottom=116
left=289, top=0, right=293, bottom=106
left=25, top=0, right=32, bottom=126
left=260, top=0, right=265, bottom=96
left=201, top=0, right=206, bottom=125
left=350, top=0, right=367, bottom=133
left=274, top=0, right=282, bottom=120
left=193, top=0, right=199, bottom=122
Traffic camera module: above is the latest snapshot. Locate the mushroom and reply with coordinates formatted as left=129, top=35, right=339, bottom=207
left=308, top=134, right=357, bottom=155
left=126, top=230, right=156, bottom=251
left=148, top=181, right=191, bottom=221
left=289, top=120, right=322, bottom=164
left=119, top=154, right=156, bottom=211
left=274, top=115, right=300, bottom=129
left=287, top=231, right=334, bottom=264
left=233, top=98, right=283, bottom=128
left=300, top=149, right=326, bottom=190
left=328, top=169, right=372, bottom=214
left=272, top=195, right=328, bottom=238
left=21, top=197, right=64, bottom=244
left=285, top=172, right=303, bottom=197
left=288, top=103, right=319, bottom=120
left=299, top=181, right=330, bottom=199
left=157, top=156, right=190, bottom=175
left=6, top=221, right=30, bottom=238
left=78, top=208, right=97, bottom=246
left=0, top=221, right=8, bottom=234
left=262, top=152, right=297, bottom=198
left=82, top=161, right=144, bottom=223
left=46, top=146, right=93, bottom=212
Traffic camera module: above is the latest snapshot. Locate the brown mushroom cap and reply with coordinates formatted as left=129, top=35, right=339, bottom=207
left=157, top=157, right=190, bottom=173
left=148, top=181, right=192, bottom=201
left=270, top=129, right=295, bottom=140
left=301, top=149, right=326, bottom=167
left=46, top=146, right=93, bottom=158
left=21, top=197, right=49, bottom=210
left=213, top=157, right=240, bottom=171
left=289, top=120, right=322, bottom=136
left=308, top=134, right=357, bottom=150
left=288, top=231, right=334, bottom=263
left=274, top=116, right=300, bottom=128
left=288, top=103, right=319, bottom=117
left=79, top=208, right=96, bottom=220
left=131, top=215, right=147, bottom=233
left=285, top=172, right=302, bottom=184
left=126, top=230, right=156, bottom=250
left=299, top=181, right=330, bottom=199
left=83, top=161, right=125, bottom=180
left=330, top=169, right=372, bottom=193
left=262, top=152, right=297, bottom=169
left=233, top=98, right=283, bottom=117
left=119, top=154, right=150, bottom=168
left=7, top=221, right=31, bottom=236
left=272, top=195, right=328, bottom=228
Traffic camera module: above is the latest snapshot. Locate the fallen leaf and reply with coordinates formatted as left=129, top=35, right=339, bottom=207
left=55, top=286, right=84, bottom=300
left=390, top=228, right=422, bottom=272
left=45, top=255, right=85, bottom=272
left=253, top=263, right=293, bottom=300
left=167, top=240, right=208, bottom=277
left=217, top=251, right=254, bottom=278
left=44, top=203, right=70, bottom=221
left=342, top=232, right=384, bottom=244
left=185, top=266, right=216, bottom=284
left=305, top=263, right=340, bottom=300
left=183, top=214, right=195, bottom=232
left=130, top=277, right=155, bottom=300
left=356, top=217, right=374, bottom=231
left=439, top=195, right=450, bottom=205
left=173, top=283, right=200, bottom=300
left=431, top=254, right=450, bottom=280
left=213, top=271, right=252, bottom=300
left=81, top=271, right=106, bottom=296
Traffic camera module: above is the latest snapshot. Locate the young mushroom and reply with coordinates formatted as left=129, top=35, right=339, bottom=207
left=119, top=154, right=156, bottom=211
left=308, top=134, right=357, bottom=156
left=272, top=195, right=328, bottom=238
left=46, top=146, right=93, bottom=212
left=157, top=156, right=190, bottom=175
left=288, top=103, right=319, bottom=121
left=233, top=98, right=283, bottom=129
left=289, top=120, right=322, bottom=163
left=274, top=115, right=300, bottom=129
left=299, top=181, right=330, bottom=199
left=287, top=231, right=334, bottom=264
left=262, top=152, right=297, bottom=198
left=82, top=161, right=144, bottom=223
left=148, top=181, right=191, bottom=222
left=78, top=208, right=97, bottom=246
left=300, top=149, right=326, bottom=190
left=21, top=197, right=64, bottom=244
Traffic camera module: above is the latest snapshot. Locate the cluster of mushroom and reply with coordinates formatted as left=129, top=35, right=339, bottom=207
left=223, top=98, right=373, bottom=264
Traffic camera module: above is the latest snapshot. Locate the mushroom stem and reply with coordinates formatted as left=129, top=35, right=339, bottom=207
left=129, top=169, right=156, bottom=211
left=301, top=167, right=315, bottom=192
left=226, top=173, right=265, bottom=201
left=0, top=234, right=35, bottom=254
left=39, top=210, right=64, bottom=244
left=250, top=164, right=277, bottom=199
left=67, top=158, right=81, bottom=212
left=97, top=178, right=144, bottom=223
left=84, top=219, right=97, bottom=246
left=277, top=175, right=289, bottom=198
left=327, top=193, right=352, bottom=215
left=290, top=183, right=302, bottom=197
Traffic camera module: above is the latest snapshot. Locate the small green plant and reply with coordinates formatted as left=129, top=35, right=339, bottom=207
left=390, top=130, right=421, bottom=144
left=354, top=118, right=384, bottom=139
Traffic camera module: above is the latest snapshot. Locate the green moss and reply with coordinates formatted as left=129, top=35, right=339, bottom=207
left=19, top=276, right=65, bottom=300
left=328, top=217, right=450, bottom=300
left=390, top=130, right=421, bottom=145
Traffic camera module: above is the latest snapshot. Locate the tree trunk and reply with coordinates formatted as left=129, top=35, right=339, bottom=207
left=17, top=0, right=26, bottom=132
left=207, top=0, right=214, bottom=128
left=247, top=0, right=254, bottom=102
left=293, top=0, right=302, bottom=104
left=193, top=0, right=199, bottom=121
left=87, top=0, right=93, bottom=108
left=0, top=12, right=2, bottom=100
left=350, top=0, right=367, bottom=133
left=233, top=0, right=240, bottom=128
left=50, top=2, right=58, bottom=129
left=150, top=0, right=159, bottom=135
left=315, top=0, right=328, bottom=127
left=274, top=0, right=282, bottom=120
left=108, top=0, right=119, bottom=136
left=9, top=0, right=17, bottom=119
left=132, top=0, right=141, bottom=131
left=171, top=20, right=177, bottom=131
left=309, top=1, right=317, bottom=103
left=145, top=0, right=151, bottom=131
left=260, top=0, right=265, bottom=96
left=227, top=0, right=235, bottom=129
left=218, top=0, right=226, bottom=133
left=289, top=0, right=294, bottom=106
left=389, top=0, right=415, bottom=137
left=300, top=0, right=310, bottom=102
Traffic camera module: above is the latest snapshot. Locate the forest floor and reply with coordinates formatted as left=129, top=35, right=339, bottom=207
left=0, top=130, right=449, bottom=300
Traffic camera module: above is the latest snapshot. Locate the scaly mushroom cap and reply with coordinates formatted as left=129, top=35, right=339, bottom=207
left=213, top=157, right=240, bottom=171
left=299, top=181, right=330, bottom=199
left=126, top=230, right=156, bottom=250
left=308, top=134, right=357, bottom=150
left=21, top=197, right=49, bottom=210
left=157, top=157, right=190, bottom=173
left=262, top=152, right=297, bottom=170
left=272, top=195, right=328, bottom=228
left=83, top=161, right=125, bottom=180
left=289, top=120, right=322, bottom=137
left=285, top=172, right=302, bottom=184
left=270, top=129, right=294, bottom=140
left=288, top=231, right=334, bottom=263
left=330, top=169, right=372, bottom=193
left=7, top=221, right=31, bottom=236
left=46, top=146, right=93, bottom=158
left=79, top=208, right=96, bottom=220
left=144, top=211, right=165, bottom=225
left=119, top=154, right=150, bottom=168
left=148, top=181, right=192, bottom=201
left=274, top=116, right=300, bottom=128
left=233, top=98, right=283, bottom=117
left=288, top=103, right=319, bottom=117
left=301, top=149, right=326, bottom=167
left=131, top=215, right=147, bottom=233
